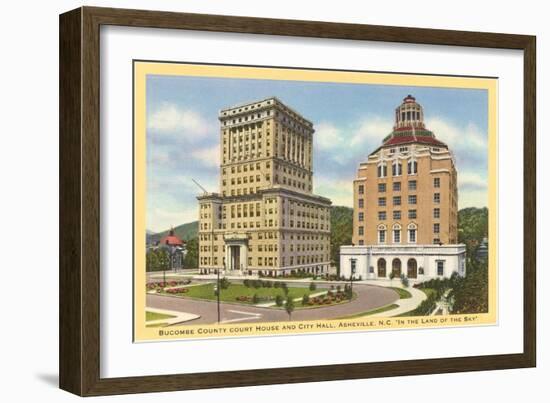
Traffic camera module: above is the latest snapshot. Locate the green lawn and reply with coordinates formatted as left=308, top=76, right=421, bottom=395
left=146, top=311, right=176, bottom=321
left=334, top=303, right=399, bottom=319
left=388, top=287, right=412, bottom=299
left=161, top=283, right=315, bottom=304
left=146, top=322, right=169, bottom=328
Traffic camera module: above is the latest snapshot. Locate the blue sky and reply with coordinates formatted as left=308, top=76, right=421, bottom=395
left=146, top=73, right=489, bottom=232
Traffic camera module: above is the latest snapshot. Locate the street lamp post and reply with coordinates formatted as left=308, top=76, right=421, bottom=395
left=163, top=252, right=167, bottom=286
left=216, top=264, right=223, bottom=323
left=350, top=259, right=357, bottom=301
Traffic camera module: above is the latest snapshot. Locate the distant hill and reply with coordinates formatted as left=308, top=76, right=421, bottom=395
left=147, top=221, right=199, bottom=244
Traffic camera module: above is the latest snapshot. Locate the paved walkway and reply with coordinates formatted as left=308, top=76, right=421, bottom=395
left=356, top=280, right=427, bottom=317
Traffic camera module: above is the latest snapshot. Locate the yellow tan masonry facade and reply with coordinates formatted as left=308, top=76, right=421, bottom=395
left=341, top=95, right=465, bottom=281
left=198, top=97, right=332, bottom=276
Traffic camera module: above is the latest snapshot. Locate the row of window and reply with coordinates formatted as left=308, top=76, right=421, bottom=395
left=221, top=100, right=311, bottom=130
left=377, top=227, right=417, bottom=244
left=222, top=156, right=310, bottom=177
left=370, top=258, right=445, bottom=277
left=377, top=160, right=418, bottom=178
left=356, top=178, right=442, bottom=199
left=374, top=224, right=442, bottom=244
left=201, top=218, right=331, bottom=231
left=375, top=177, right=440, bottom=193
left=376, top=193, right=440, bottom=207
left=370, top=208, right=440, bottom=221
left=199, top=232, right=329, bottom=242
left=201, top=242, right=328, bottom=254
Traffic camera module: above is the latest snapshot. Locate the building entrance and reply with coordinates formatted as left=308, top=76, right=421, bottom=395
left=230, top=245, right=241, bottom=271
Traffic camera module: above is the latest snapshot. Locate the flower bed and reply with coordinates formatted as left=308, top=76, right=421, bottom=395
left=305, top=291, right=347, bottom=306
left=165, top=287, right=189, bottom=294
left=146, top=280, right=191, bottom=292
left=235, top=295, right=275, bottom=303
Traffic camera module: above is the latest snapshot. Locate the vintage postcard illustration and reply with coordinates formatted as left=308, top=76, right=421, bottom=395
left=133, top=62, right=497, bottom=341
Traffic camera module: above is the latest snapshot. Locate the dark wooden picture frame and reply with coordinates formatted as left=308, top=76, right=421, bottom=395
left=59, top=6, right=536, bottom=396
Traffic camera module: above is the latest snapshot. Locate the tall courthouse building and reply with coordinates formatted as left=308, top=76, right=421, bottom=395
left=340, top=95, right=465, bottom=281
left=198, top=97, right=332, bottom=276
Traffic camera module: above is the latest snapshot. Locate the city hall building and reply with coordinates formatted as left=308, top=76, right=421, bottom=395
left=340, top=95, right=466, bottom=281
left=198, top=97, right=332, bottom=276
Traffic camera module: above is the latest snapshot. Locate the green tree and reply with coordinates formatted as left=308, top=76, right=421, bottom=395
left=449, top=259, right=488, bottom=314
left=285, top=296, right=295, bottom=320
left=183, top=237, right=198, bottom=269
left=330, top=206, right=353, bottom=275
left=275, top=295, right=284, bottom=307
left=146, top=250, right=160, bottom=272
left=309, top=282, right=317, bottom=291
left=157, top=249, right=170, bottom=272
left=302, top=294, right=310, bottom=305
left=458, top=207, right=488, bottom=261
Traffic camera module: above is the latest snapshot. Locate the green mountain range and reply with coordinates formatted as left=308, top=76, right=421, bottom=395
left=147, top=221, right=199, bottom=244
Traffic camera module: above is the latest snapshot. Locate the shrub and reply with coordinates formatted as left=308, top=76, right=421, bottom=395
left=243, top=279, right=250, bottom=288
left=309, top=282, right=317, bottom=291
left=274, top=282, right=280, bottom=288
left=285, top=296, right=295, bottom=319
left=302, top=294, right=310, bottom=305
left=220, top=277, right=231, bottom=290
left=252, top=293, right=260, bottom=304
left=400, top=274, right=410, bottom=288
left=275, top=295, right=284, bottom=306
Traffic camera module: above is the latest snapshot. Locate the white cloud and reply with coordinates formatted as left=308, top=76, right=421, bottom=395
left=459, top=189, right=488, bottom=209
left=314, top=175, right=354, bottom=207
left=315, top=121, right=344, bottom=149
left=147, top=102, right=213, bottom=139
left=426, top=117, right=486, bottom=152
left=148, top=147, right=170, bottom=165
left=350, top=117, right=393, bottom=147
left=148, top=174, right=218, bottom=195
left=147, top=206, right=198, bottom=233
left=459, top=171, right=487, bottom=190
left=191, top=144, right=220, bottom=168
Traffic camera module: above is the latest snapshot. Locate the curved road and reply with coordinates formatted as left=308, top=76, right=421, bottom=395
left=146, top=283, right=399, bottom=325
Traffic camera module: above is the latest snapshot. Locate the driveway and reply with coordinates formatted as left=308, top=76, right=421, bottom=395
left=146, top=283, right=399, bottom=325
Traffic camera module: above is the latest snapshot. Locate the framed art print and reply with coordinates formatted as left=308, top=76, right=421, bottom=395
left=59, top=6, right=536, bottom=396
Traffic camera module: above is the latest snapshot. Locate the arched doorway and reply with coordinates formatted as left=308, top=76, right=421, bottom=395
left=377, top=258, right=387, bottom=278
left=392, top=258, right=402, bottom=277
left=407, top=258, right=417, bottom=279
